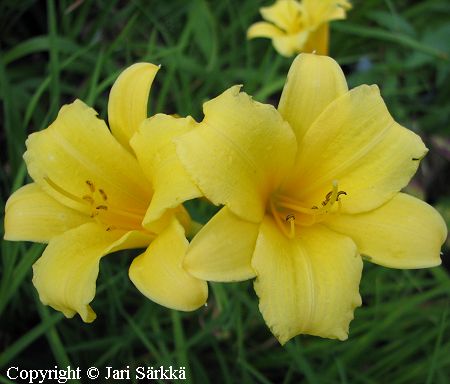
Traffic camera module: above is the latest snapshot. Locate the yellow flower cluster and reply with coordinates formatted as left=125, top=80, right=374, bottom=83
left=4, top=18, right=447, bottom=343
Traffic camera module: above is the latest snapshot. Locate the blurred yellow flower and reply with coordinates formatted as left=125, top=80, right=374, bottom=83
left=247, top=0, right=352, bottom=56
left=176, top=54, right=447, bottom=344
left=4, top=64, right=207, bottom=322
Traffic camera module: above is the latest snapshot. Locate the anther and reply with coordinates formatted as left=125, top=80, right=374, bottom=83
left=285, top=214, right=296, bottom=239
left=95, top=205, right=108, bottom=210
left=322, top=184, right=347, bottom=207
left=82, top=195, right=94, bottom=204
left=99, top=189, right=107, bottom=201
left=86, top=180, right=95, bottom=192
left=285, top=214, right=295, bottom=222
left=337, top=191, right=347, bottom=199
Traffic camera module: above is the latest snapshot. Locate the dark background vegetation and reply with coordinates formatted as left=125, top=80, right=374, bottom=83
left=1, top=0, right=449, bottom=382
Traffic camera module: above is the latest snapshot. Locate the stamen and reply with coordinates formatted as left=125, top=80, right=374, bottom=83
left=325, top=180, right=339, bottom=208
left=337, top=191, right=347, bottom=199
left=45, top=177, right=146, bottom=231
left=99, top=189, right=107, bottom=201
left=86, top=180, right=95, bottom=192
left=82, top=181, right=110, bottom=220
left=270, top=199, right=291, bottom=239
left=285, top=214, right=296, bottom=239
left=336, top=191, right=346, bottom=212
left=82, top=195, right=94, bottom=204
left=270, top=180, right=348, bottom=234
left=318, top=180, right=341, bottom=212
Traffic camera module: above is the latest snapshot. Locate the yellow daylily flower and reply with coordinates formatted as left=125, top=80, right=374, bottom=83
left=4, top=64, right=207, bottom=322
left=176, top=53, right=447, bottom=344
left=247, top=0, right=352, bottom=56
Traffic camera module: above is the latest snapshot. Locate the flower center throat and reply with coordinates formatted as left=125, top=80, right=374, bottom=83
left=269, top=180, right=347, bottom=239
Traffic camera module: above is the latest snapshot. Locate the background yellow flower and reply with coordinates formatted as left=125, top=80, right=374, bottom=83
left=247, top=0, right=352, bottom=56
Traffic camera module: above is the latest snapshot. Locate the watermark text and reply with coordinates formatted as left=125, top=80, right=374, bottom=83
left=5, top=365, right=186, bottom=382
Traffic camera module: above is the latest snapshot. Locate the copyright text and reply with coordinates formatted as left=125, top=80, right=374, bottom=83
left=6, top=365, right=187, bottom=382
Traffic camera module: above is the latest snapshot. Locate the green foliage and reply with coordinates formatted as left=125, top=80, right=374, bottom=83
left=1, top=0, right=449, bottom=382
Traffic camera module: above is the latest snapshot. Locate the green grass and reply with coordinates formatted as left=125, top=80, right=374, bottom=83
left=1, top=0, right=450, bottom=382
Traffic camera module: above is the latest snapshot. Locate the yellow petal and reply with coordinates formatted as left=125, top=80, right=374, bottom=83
left=24, top=100, right=151, bottom=227
left=278, top=53, right=348, bottom=145
left=285, top=85, right=428, bottom=214
left=271, top=32, right=309, bottom=57
left=252, top=217, right=362, bottom=344
left=108, top=63, right=160, bottom=151
left=140, top=206, right=188, bottom=235
left=303, top=23, right=329, bottom=55
left=247, top=22, right=284, bottom=39
left=176, top=85, right=297, bottom=223
left=302, top=0, right=351, bottom=25
left=184, top=207, right=258, bottom=282
left=131, top=114, right=201, bottom=226
left=5, top=183, right=87, bottom=243
left=260, top=0, right=302, bottom=31
left=33, top=223, right=153, bottom=322
left=129, top=219, right=208, bottom=311
left=325, top=193, right=447, bottom=268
